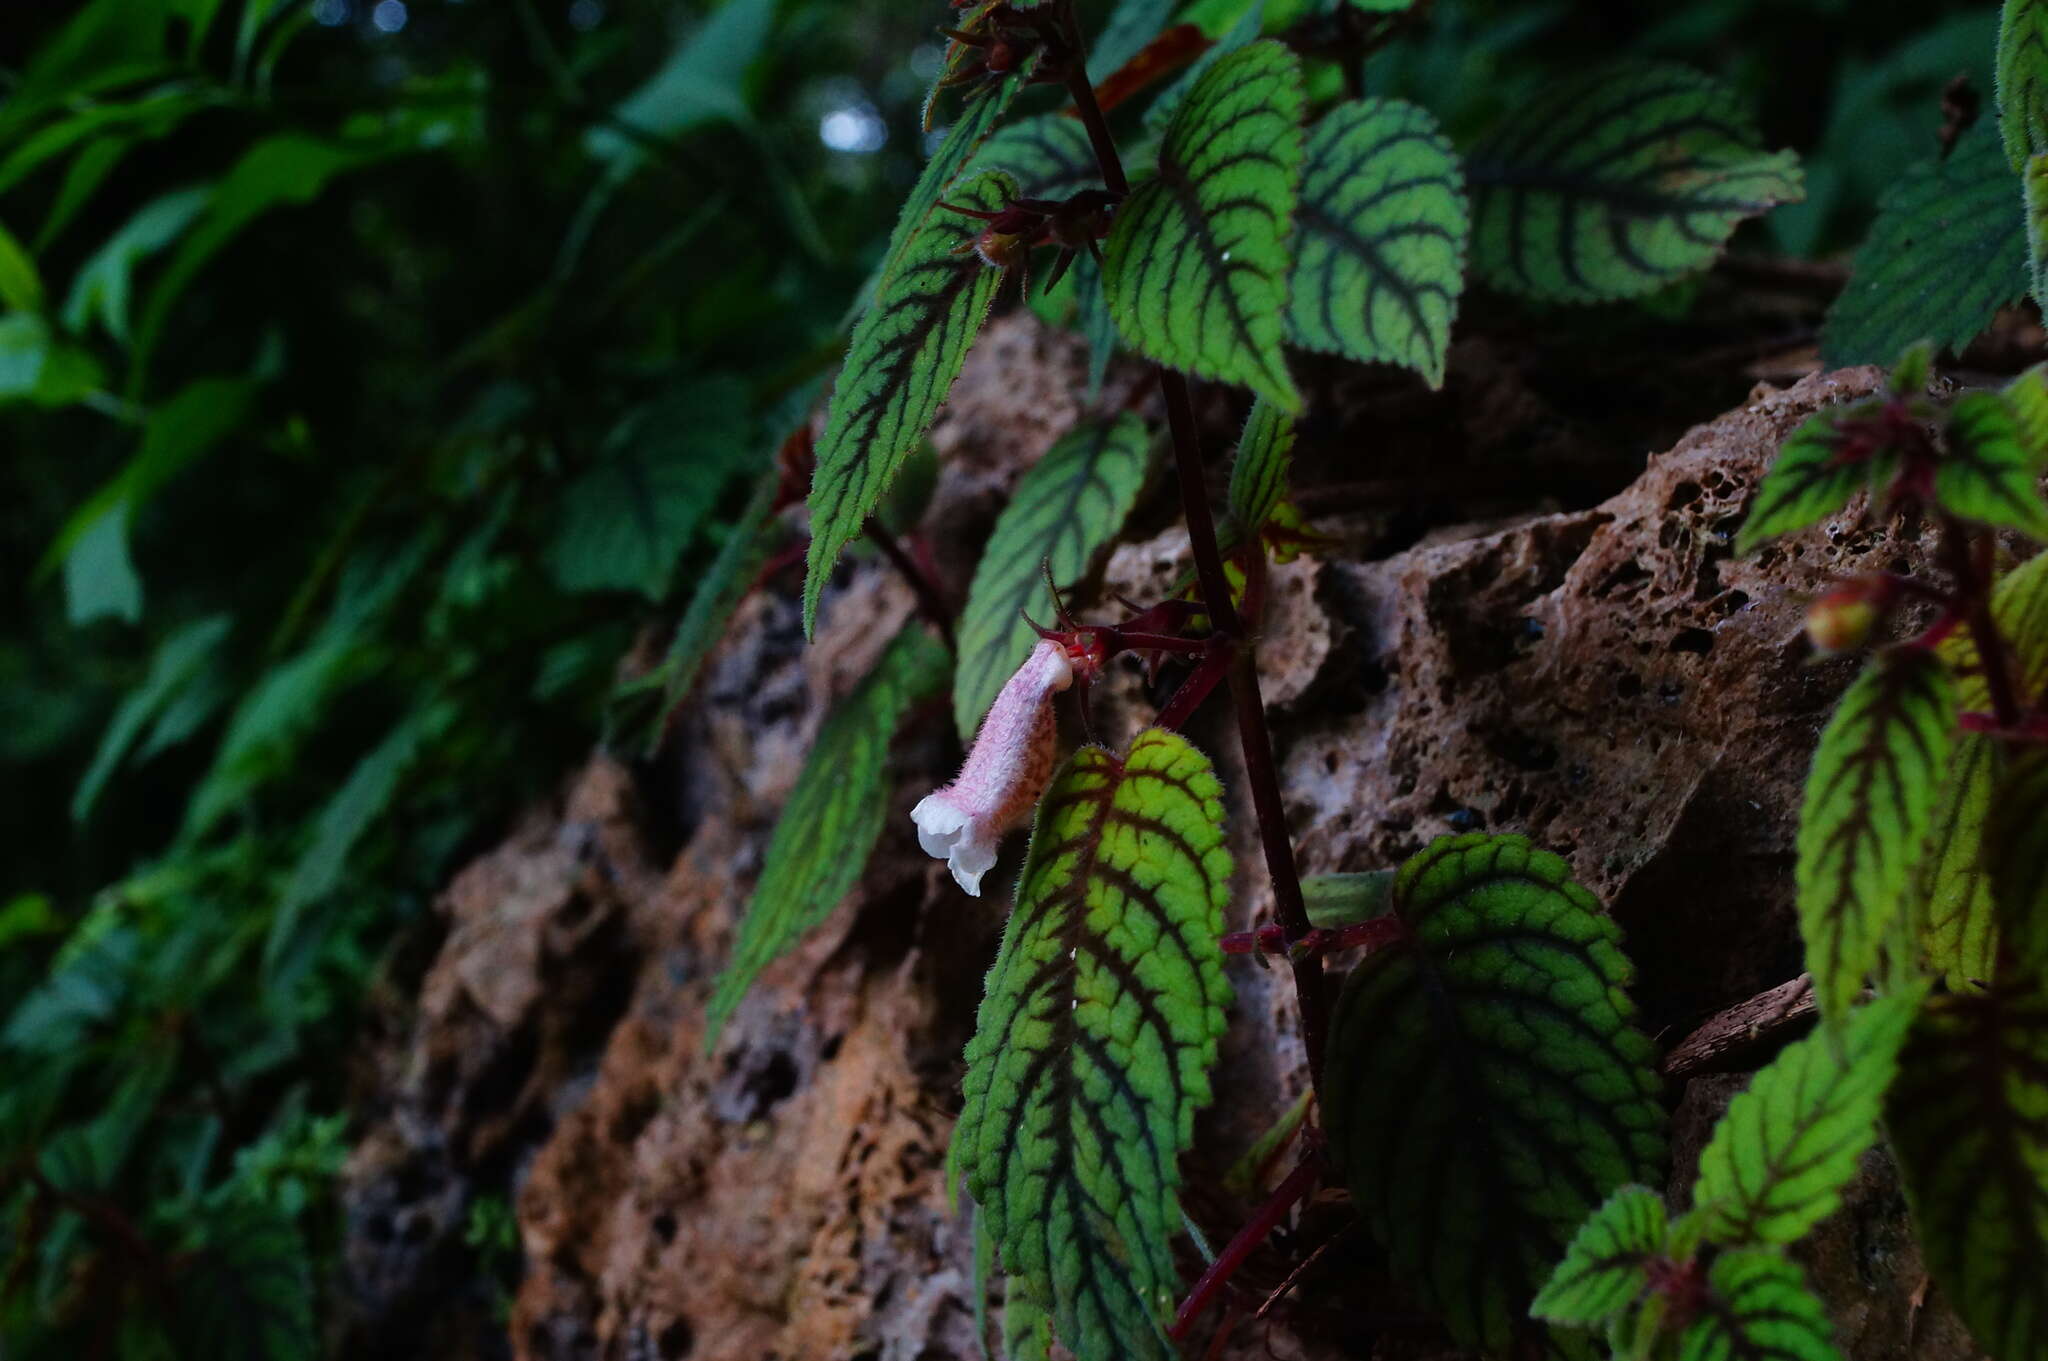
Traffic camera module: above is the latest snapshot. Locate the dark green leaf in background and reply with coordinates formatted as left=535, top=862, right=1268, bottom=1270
left=1796, top=648, right=1956, bottom=1023
left=1467, top=63, right=1802, bottom=303
left=704, top=626, right=949, bottom=1045
left=1287, top=97, right=1467, bottom=387
left=955, top=729, right=1233, bottom=1361
left=1104, top=40, right=1305, bottom=411
left=953, top=415, right=1150, bottom=740
left=1324, top=833, right=1666, bottom=1354
left=1822, top=121, right=2028, bottom=366
left=804, top=169, right=1016, bottom=636
left=548, top=377, right=753, bottom=599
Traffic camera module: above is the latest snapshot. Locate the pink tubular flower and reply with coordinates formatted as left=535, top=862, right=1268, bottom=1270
left=912, top=638, right=1073, bottom=895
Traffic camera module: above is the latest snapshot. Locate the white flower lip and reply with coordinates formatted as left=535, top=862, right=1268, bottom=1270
left=911, top=639, right=1073, bottom=896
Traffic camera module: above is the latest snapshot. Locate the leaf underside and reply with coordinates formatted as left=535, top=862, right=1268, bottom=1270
left=1529, top=1183, right=1666, bottom=1326
left=704, top=627, right=949, bottom=1044
left=1287, top=97, right=1467, bottom=387
left=803, top=169, right=1014, bottom=635
left=1467, top=63, right=1802, bottom=304
left=1677, top=1250, right=1845, bottom=1361
left=1691, top=988, right=1922, bottom=1248
left=1226, top=394, right=1294, bottom=535
left=1887, top=982, right=2048, bottom=1361
left=1795, top=648, right=1956, bottom=1023
left=1822, top=121, right=2028, bottom=366
left=1325, top=833, right=1666, bottom=1353
left=955, top=729, right=1233, bottom=1361
left=953, top=414, right=1150, bottom=740
left=1104, top=40, right=1304, bottom=411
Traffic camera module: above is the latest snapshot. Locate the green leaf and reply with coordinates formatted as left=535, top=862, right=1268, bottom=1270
left=2028, top=152, right=2048, bottom=313
left=1104, top=41, right=1304, bottom=412
left=1227, top=396, right=1294, bottom=535
left=0, top=312, right=105, bottom=408
left=617, top=470, right=779, bottom=756
left=954, top=415, right=1150, bottom=740
left=64, top=500, right=143, bottom=626
left=72, top=614, right=232, bottom=821
left=2001, top=0, right=2048, bottom=172
left=883, top=56, right=1042, bottom=293
left=955, top=729, right=1234, bottom=1361
left=586, top=0, right=773, bottom=164
left=804, top=169, right=1015, bottom=636
left=1734, top=402, right=1882, bottom=554
left=1989, top=751, right=2048, bottom=971
left=1886, top=979, right=2048, bottom=1361
left=1918, top=550, right=2048, bottom=985
left=267, top=706, right=444, bottom=978
left=1324, top=833, right=1666, bottom=1353
left=1075, top=252, right=1117, bottom=399
left=1690, top=988, right=1922, bottom=1248
left=2007, top=362, right=2048, bottom=468
left=1796, top=649, right=1956, bottom=1023
left=1088, top=0, right=1177, bottom=85
left=62, top=186, right=208, bottom=343
left=1286, top=98, right=1467, bottom=387
left=1003, top=1273, right=1056, bottom=1361
left=135, top=134, right=393, bottom=381
left=1529, top=1184, right=1666, bottom=1326
left=1675, top=1250, right=1845, bottom=1361
left=1938, top=389, right=2048, bottom=540
left=0, top=217, right=42, bottom=312
left=1467, top=63, right=1800, bottom=303
left=969, top=114, right=1103, bottom=201
left=704, top=627, right=949, bottom=1045
left=173, top=1200, right=317, bottom=1361
left=1916, top=732, right=2004, bottom=989
left=547, top=378, right=752, bottom=599
left=1301, top=870, right=1395, bottom=927
left=1822, top=121, right=2028, bottom=366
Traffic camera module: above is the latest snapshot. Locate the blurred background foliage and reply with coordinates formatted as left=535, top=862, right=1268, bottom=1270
left=0, top=0, right=2005, bottom=1355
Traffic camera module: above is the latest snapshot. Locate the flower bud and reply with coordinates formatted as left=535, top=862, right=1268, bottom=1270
left=1805, top=580, right=1885, bottom=656
left=911, top=639, right=1073, bottom=895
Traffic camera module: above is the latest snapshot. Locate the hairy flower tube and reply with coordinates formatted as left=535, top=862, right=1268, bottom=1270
left=912, top=638, right=1073, bottom=895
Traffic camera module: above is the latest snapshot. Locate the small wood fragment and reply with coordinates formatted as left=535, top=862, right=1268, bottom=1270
left=1661, top=974, right=1817, bottom=1079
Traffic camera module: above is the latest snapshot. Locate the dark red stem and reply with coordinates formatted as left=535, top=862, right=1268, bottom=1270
left=1169, top=1152, right=1325, bottom=1340
left=1060, top=0, right=1328, bottom=1096
left=866, top=519, right=956, bottom=650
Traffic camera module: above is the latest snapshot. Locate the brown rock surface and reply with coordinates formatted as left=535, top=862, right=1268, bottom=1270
left=341, top=317, right=1985, bottom=1361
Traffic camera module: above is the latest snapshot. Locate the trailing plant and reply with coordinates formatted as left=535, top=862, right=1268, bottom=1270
left=702, top=2, right=1815, bottom=1358
left=1534, top=340, right=2048, bottom=1361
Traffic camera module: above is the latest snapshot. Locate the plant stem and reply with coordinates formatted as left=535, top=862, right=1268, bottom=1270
left=1061, top=0, right=1329, bottom=1094
left=1168, top=1151, right=1325, bottom=1339
left=866, top=519, right=956, bottom=650
left=1940, top=515, right=2022, bottom=730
